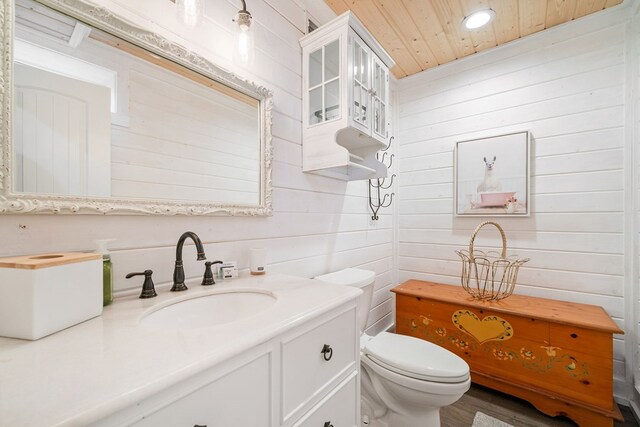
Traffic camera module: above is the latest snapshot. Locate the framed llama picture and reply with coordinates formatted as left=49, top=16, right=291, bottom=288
left=454, top=131, right=530, bottom=217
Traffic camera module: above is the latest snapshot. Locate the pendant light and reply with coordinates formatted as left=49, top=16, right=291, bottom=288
left=176, top=0, right=203, bottom=27
left=233, top=0, right=255, bottom=65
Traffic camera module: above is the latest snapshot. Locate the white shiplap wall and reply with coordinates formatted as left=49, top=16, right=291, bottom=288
left=397, top=5, right=634, bottom=401
left=0, top=0, right=394, bottom=335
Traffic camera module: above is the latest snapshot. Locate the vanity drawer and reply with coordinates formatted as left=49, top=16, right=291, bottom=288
left=282, top=307, right=357, bottom=424
left=293, top=373, right=358, bottom=427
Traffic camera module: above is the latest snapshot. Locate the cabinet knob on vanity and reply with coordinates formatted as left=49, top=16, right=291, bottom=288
left=323, top=422, right=334, bottom=427
left=194, top=425, right=207, bottom=427
left=321, top=344, right=333, bottom=361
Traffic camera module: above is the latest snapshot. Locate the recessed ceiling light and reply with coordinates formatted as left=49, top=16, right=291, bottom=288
left=462, top=9, right=496, bottom=30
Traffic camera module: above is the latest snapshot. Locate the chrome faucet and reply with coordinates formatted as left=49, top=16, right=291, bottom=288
left=171, top=231, right=206, bottom=292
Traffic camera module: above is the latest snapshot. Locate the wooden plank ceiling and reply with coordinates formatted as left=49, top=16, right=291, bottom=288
left=325, top=0, right=624, bottom=78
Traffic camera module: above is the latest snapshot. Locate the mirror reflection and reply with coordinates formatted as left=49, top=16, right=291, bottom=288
left=13, top=0, right=261, bottom=205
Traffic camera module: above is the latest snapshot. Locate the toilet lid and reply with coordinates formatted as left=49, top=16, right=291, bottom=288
left=363, top=332, right=469, bottom=383
left=314, top=268, right=375, bottom=289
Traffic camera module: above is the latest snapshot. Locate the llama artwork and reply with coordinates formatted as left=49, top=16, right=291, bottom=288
left=477, top=156, right=502, bottom=193
left=455, top=131, right=530, bottom=216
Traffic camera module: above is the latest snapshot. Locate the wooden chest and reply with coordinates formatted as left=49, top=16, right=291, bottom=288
left=393, top=280, right=624, bottom=427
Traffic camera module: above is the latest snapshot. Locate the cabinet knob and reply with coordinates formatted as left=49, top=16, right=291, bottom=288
left=323, top=422, right=334, bottom=427
left=321, top=344, right=333, bottom=361
left=194, top=425, right=207, bottom=427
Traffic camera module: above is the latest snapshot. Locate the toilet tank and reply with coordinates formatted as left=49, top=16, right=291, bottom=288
left=314, top=268, right=375, bottom=333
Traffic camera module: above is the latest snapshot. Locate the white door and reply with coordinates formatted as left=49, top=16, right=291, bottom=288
left=14, top=62, right=111, bottom=196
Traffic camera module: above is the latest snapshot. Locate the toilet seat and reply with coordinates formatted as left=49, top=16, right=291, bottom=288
left=363, top=332, right=469, bottom=383
left=361, top=353, right=471, bottom=397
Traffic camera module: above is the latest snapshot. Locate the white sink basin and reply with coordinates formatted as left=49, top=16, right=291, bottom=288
left=140, top=290, right=277, bottom=330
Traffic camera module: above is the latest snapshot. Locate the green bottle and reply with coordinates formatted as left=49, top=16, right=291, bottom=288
left=95, top=239, right=115, bottom=306
left=102, top=254, right=113, bottom=306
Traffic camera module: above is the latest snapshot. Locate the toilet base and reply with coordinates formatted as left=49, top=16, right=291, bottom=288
left=360, top=352, right=468, bottom=427
left=361, top=368, right=443, bottom=427
left=387, top=408, right=440, bottom=427
left=362, top=415, right=388, bottom=427
left=361, top=404, right=440, bottom=427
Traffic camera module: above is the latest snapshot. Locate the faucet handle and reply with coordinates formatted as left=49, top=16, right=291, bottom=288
left=202, top=261, right=223, bottom=286
left=126, top=270, right=157, bottom=299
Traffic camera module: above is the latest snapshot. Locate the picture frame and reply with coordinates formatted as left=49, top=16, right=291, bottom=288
left=454, top=131, right=531, bottom=217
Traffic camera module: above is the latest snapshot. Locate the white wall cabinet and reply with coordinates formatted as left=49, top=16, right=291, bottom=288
left=97, top=303, right=359, bottom=427
left=301, top=12, right=394, bottom=181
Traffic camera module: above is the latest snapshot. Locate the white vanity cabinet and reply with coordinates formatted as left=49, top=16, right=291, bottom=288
left=99, top=303, right=359, bottom=427
left=300, top=12, right=394, bottom=181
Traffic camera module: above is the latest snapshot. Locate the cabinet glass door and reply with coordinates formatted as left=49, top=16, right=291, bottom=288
left=351, top=35, right=370, bottom=132
left=372, top=56, right=387, bottom=141
left=308, top=39, right=340, bottom=126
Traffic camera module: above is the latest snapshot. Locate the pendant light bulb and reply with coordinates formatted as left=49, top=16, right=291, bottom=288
left=233, top=2, right=255, bottom=65
left=176, top=0, right=202, bottom=27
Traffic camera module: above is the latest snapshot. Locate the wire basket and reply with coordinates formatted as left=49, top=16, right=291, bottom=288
left=455, top=221, right=530, bottom=301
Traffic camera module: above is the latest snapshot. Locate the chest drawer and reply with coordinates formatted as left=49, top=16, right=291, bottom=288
left=282, top=308, right=357, bottom=424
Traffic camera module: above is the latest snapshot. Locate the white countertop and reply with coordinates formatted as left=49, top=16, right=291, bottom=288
left=0, top=273, right=361, bottom=426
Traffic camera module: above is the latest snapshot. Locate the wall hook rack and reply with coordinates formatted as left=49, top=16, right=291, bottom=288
left=369, top=136, right=395, bottom=220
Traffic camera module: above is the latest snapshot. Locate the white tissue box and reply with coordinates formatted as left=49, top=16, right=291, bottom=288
left=0, top=252, right=103, bottom=340
left=215, top=261, right=237, bottom=278
left=221, top=266, right=239, bottom=279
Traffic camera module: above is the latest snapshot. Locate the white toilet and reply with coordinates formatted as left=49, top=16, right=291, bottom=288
left=315, top=268, right=470, bottom=427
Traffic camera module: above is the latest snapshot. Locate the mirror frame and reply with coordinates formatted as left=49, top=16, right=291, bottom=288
left=0, top=0, right=273, bottom=215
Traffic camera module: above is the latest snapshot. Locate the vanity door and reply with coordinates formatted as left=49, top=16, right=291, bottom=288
left=131, top=353, right=270, bottom=427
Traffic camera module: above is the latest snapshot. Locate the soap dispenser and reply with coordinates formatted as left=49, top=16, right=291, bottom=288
left=95, top=239, right=115, bottom=306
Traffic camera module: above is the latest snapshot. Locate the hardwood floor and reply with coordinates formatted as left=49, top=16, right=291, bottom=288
left=441, top=384, right=639, bottom=427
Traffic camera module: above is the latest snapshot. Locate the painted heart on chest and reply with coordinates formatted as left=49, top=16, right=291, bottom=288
left=452, top=310, right=513, bottom=344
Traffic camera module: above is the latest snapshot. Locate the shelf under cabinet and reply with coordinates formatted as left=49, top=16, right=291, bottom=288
left=306, top=160, right=384, bottom=181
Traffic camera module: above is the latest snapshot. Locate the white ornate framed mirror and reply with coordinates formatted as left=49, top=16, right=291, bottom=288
left=0, top=0, right=273, bottom=215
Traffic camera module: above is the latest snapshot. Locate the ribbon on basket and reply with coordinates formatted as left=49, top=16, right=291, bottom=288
left=455, top=221, right=530, bottom=301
